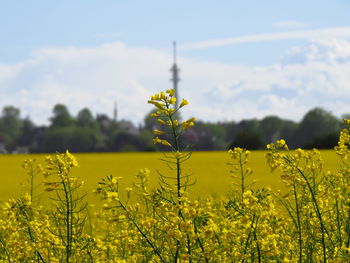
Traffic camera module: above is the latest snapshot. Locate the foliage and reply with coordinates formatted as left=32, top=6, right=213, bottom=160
left=1, top=90, right=350, bottom=262
left=0, top=102, right=344, bottom=153
left=296, top=107, right=341, bottom=148
left=0, top=106, right=23, bottom=150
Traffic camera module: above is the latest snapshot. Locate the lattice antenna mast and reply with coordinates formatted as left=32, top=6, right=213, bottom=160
left=170, top=41, right=180, bottom=109
left=113, top=101, right=117, bottom=122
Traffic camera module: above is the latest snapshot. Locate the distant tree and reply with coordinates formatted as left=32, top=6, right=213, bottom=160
left=278, top=120, right=298, bottom=148
left=222, top=121, right=237, bottom=143
left=76, top=108, right=104, bottom=151
left=77, top=108, right=96, bottom=128
left=17, top=117, right=36, bottom=147
left=229, top=119, right=263, bottom=150
left=69, top=127, right=100, bottom=152
left=296, top=107, right=341, bottom=147
left=138, top=129, right=158, bottom=152
left=110, top=132, right=142, bottom=152
left=229, top=130, right=264, bottom=150
left=42, top=127, right=72, bottom=153
left=204, top=122, right=227, bottom=149
left=304, top=133, right=339, bottom=149
left=183, top=121, right=226, bottom=150
left=96, top=113, right=120, bottom=150
left=50, top=104, right=74, bottom=127
left=0, top=106, right=23, bottom=149
left=260, top=116, right=284, bottom=144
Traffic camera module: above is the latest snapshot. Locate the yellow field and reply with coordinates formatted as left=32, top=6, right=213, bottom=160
left=0, top=150, right=342, bottom=203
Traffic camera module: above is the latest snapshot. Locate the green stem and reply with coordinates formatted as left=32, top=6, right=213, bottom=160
left=241, top=215, right=255, bottom=263
left=119, top=201, right=167, bottom=263
left=239, top=153, right=245, bottom=202
left=293, top=184, right=303, bottom=263
left=336, top=199, right=342, bottom=247
left=168, top=105, right=181, bottom=203
left=0, top=236, right=13, bottom=263
left=285, top=157, right=328, bottom=263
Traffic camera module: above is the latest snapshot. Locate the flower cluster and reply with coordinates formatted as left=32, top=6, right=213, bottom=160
left=148, top=89, right=195, bottom=150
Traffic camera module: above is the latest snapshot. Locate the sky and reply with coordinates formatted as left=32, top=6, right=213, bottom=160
left=0, top=0, right=350, bottom=125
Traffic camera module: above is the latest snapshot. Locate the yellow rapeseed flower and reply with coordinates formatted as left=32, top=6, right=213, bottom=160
left=153, top=129, right=165, bottom=135
left=169, top=97, right=177, bottom=105
left=179, top=98, right=189, bottom=108
left=160, top=91, right=166, bottom=100
left=166, top=89, right=175, bottom=96
left=161, top=140, right=172, bottom=147
left=157, top=119, right=166, bottom=125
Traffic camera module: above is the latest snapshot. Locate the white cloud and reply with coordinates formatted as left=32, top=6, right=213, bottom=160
left=180, top=27, right=350, bottom=50
left=273, top=20, right=307, bottom=30
left=281, top=38, right=350, bottom=64
left=0, top=38, right=350, bottom=126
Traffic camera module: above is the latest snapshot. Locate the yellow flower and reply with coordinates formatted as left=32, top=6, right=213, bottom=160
left=153, top=137, right=162, bottom=144
left=166, top=108, right=175, bottom=114
left=166, top=89, right=175, bottom=96
left=65, top=149, right=79, bottom=167
left=161, top=140, right=172, bottom=147
left=160, top=91, right=166, bottom=100
left=148, top=100, right=164, bottom=109
left=151, top=93, right=160, bottom=100
left=153, top=129, right=165, bottom=135
left=157, top=119, right=166, bottom=125
left=169, top=97, right=177, bottom=105
left=181, top=117, right=195, bottom=130
left=153, top=137, right=172, bottom=147
left=106, top=191, right=119, bottom=202
left=179, top=98, right=189, bottom=108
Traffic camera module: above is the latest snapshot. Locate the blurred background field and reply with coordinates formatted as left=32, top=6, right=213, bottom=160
left=0, top=150, right=341, bottom=204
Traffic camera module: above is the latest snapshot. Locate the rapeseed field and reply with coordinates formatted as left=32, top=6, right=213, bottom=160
left=0, top=150, right=341, bottom=203
left=1, top=89, right=349, bottom=262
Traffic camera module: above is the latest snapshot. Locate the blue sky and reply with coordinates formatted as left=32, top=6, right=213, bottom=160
left=1, top=1, right=350, bottom=124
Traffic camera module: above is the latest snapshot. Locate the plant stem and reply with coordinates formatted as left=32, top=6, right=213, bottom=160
left=293, top=184, right=303, bottom=263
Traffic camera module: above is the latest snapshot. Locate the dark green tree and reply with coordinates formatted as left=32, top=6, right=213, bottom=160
left=77, top=108, right=96, bottom=128
left=304, top=133, right=339, bottom=149
left=229, top=119, right=263, bottom=150
left=0, top=106, right=23, bottom=149
left=260, top=116, right=284, bottom=145
left=17, top=117, right=36, bottom=147
left=110, top=132, right=142, bottom=152
left=42, top=127, right=72, bottom=153
left=296, top=107, right=341, bottom=147
left=50, top=104, right=74, bottom=127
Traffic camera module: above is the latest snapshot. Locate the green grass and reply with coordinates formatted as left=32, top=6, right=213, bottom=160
left=0, top=150, right=341, bottom=203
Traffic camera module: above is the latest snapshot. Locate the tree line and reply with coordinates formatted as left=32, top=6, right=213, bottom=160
left=0, top=104, right=346, bottom=153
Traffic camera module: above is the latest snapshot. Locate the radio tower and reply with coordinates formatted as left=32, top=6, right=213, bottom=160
left=170, top=41, right=180, bottom=109
left=113, top=101, right=117, bottom=122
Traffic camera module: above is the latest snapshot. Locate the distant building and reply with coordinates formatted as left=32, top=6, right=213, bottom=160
left=119, top=120, right=139, bottom=135
left=0, top=143, right=7, bottom=154
left=12, top=146, right=29, bottom=154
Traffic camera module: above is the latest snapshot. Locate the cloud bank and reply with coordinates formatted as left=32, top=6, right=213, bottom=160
left=0, top=37, right=350, bottom=126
